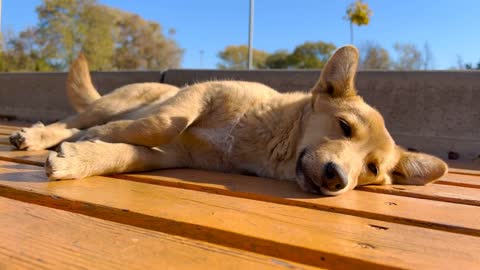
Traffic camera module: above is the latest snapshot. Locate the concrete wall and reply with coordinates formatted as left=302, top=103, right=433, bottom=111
left=0, top=71, right=162, bottom=122
left=0, top=70, right=478, bottom=168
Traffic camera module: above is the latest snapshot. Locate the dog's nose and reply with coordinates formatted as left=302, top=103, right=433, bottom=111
left=322, top=162, right=348, bottom=192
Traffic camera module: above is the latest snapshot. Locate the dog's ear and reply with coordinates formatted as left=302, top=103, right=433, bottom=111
left=311, top=45, right=359, bottom=98
left=391, top=149, right=448, bottom=185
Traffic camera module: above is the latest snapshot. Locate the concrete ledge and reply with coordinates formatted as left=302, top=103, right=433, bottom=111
left=0, top=71, right=162, bottom=122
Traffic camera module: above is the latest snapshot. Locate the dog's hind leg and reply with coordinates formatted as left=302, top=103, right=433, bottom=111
left=9, top=83, right=179, bottom=150
left=45, top=140, right=189, bottom=180
left=80, top=86, right=209, bottom=147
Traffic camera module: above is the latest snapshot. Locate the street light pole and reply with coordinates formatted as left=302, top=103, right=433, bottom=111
left=0, top=0, right=3, bottom=39
left=247, top=0, right=254, bottom=70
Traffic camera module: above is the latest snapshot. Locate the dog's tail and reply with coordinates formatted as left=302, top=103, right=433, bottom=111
left=66, top=54, right=101, bottom=112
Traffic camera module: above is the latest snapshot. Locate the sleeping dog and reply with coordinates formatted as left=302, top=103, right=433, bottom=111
left=9, top=45, right=447, bottom=196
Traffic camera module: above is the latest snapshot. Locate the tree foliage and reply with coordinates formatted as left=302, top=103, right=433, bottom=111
left=288, top=41, right=336, bottom=69
left=217, top=45, right=269, bottom=69
left=393, top=42, right=423, bottom=70
left=217, top=42, right=336, bottom=70
left=344, top=0, right=372, bottom=44
left=0, top=0, right=182, bottom=71
left=345, top=0, right=372, bottom=26
left=218, top=41, right=435, bottom=71
left=265, top=50, right=290, bottom=69
left=360, top=42, right=391, bottom=70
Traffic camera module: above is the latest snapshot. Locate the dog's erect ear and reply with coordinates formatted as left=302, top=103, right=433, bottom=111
left=391, top=149, right=448, bottom=185
left=311, top=45, right=359, bottom=98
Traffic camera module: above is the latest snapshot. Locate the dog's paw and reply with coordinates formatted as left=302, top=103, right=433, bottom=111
left=9, top=122, right=47, bottom=150
left=45, top=142, right=92, bottom=180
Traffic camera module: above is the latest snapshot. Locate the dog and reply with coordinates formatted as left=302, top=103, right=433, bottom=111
left=9, top=45, right=447, bottom=196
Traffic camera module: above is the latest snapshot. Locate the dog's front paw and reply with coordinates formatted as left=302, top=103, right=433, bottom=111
left=45, top=142, right=92, bottom=180
left=9, top=122, right=47, bottom=150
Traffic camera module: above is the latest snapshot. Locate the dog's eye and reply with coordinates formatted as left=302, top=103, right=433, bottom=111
left=338, top=119, right=352, bottom=138
left=368, top=163, right=378, bottom=176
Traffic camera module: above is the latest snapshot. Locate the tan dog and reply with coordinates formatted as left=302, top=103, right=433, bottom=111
left=9, top=46, right=447, bottom=196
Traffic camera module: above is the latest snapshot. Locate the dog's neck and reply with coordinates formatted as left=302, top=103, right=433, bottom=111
left=260, top=93, right=312, bottom=179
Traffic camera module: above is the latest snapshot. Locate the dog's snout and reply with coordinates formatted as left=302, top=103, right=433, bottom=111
left=325, top=162, right=337, bottom=180
left=322, top=162, right=348, bottom=192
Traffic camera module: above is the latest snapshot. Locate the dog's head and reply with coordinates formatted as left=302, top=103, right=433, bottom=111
left=296, top=45, right=447, bottom=196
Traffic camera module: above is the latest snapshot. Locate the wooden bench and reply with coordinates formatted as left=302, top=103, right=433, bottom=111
left=1, top=122, right=480, bottom=269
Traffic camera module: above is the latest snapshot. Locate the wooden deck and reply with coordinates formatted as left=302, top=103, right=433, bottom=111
left=0, top=122, right=479, bottom=270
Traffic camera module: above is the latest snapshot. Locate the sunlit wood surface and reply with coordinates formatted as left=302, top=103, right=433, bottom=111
left=1, top=122, right=479, bottom=270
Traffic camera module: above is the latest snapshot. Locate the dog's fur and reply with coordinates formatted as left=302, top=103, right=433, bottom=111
left=9, top=46, right=448, bottom=196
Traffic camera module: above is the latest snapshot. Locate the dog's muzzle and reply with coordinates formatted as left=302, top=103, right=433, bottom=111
left=296, top=149, right=349, bottom=195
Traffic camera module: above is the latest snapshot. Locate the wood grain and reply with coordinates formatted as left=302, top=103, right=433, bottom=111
left=436, top=173, right=480, bottom=188
left=0, top=196, right=315, bottom=270
left=0, top=147, right=479, bottom=236
left=0, top=147, right=47, bottom=166
left=0, top=137, right=10, bottom=145
left=359, top=184, right=480, bottom=206
left=115, top=169, right=480, bottom=236
left=0, top=161, right=479, bottom=269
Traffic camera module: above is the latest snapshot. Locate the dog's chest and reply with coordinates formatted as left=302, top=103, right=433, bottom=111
left=188, top=124, right=238, bottom=154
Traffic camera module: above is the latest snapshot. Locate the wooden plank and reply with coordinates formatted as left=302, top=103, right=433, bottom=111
left=0, top=161, right=479, bottom=270
left=0, top=196, right=314, bottom=270
left=0, top=122, right=27, bottom=128
left=0, top=130, right=12, bottom=135
left=359, top=184, right=480, bottom=206
left=0, top=137, right=10, bottom=145
left=435, top=173, right=480, bottom=189
left=448, top=167, right=480, bottom=176
left=116, top=170, right=480, bottom=236
left=0, top=146, right=47, bottom=166
left=0, top=145, right=479, bottom=236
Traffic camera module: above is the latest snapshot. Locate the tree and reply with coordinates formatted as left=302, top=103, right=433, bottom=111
left=265, top=50, right=290, bottom=69
left=422, top=42, right=434, bottom=70
left=465, top=61, right=480, bottom=70
left=217, top=45, right=269, bottom=69
left=36, top=0, right=100, bottom=69
left=22, top=0, right=183, bottom=71
left=288, top=41, right=336, bottom=69
left=359, top=42, right=391, bottom=70
left=345, top=0, right=372, bottom=44
left=393, top=43, right=423, bottom=70
left=111, top=11, right=183, bottom=70
left=0, top=28, right=54, bottom=71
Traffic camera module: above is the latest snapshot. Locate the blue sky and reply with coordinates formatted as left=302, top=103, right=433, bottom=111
left=3, top=0, right=480, bottom=69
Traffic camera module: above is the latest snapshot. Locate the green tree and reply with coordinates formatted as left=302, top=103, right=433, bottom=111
left=360, top=42, right=391, bottom=70
left=217, top=45, right=269, bottom=69
left=265, top=50, right=290, bottom=69
left=32, top=0, right=182, bottom=70
left=0, top=28, right=54, bottom=71
left=345, top=0, right=372, bottom=44
left=393, top=43, right=423, bottom=70
left=111, top=11, right=183, bottom=70
left=465, top=61, right=480, bottom=70
left=288, top=41, right=336, bottom=69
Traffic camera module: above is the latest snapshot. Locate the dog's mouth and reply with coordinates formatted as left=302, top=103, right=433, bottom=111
left=295, top=149, right=322, bottom=194
left=295, top=148, right=350, bottom=195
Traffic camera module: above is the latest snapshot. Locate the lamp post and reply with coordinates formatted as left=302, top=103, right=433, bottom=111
left=247, top=0, right=254, bottom=70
